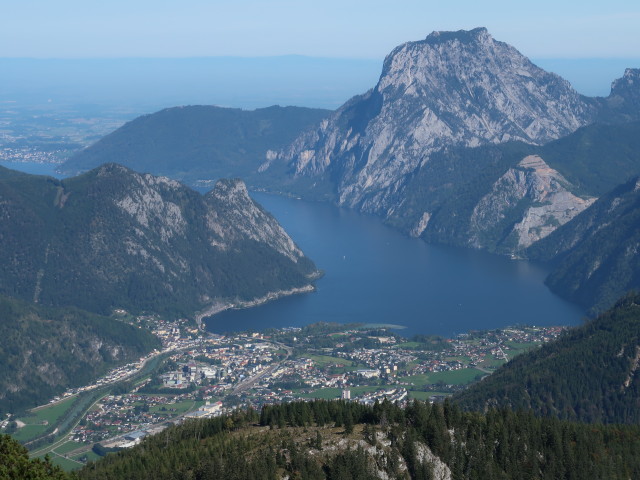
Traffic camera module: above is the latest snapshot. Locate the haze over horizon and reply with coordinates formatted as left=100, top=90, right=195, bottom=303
left=1, top=1, right=639, bottom=110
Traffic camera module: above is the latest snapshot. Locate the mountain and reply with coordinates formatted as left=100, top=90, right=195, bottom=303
left=266, top=27, right=599, bottom=212
left=58, top=105, right=330, bottom=187
left=386, top=143, right=596, bottom=255
left=0, top=164, right=318, bottom=317
left=387, top=120, right=640, bottom=256
left=0, top=294, right=159, bottom=415
left=535, top=120, right=640, bottom=196
left=260, top=29, right=640, bottom=259
left=455, top=293, right=640, bottom=424
left=74, top=400, right=640, bottom=480
left=53, top=30, right=640, bottom=312
left=526, top=177, right=640, bottom=313
left=597, top=68, right=640, bottom=123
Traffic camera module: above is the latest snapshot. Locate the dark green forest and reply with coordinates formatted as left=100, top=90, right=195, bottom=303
left=73, top=399, right=640, bottom=480
left=59, top=105, right=330, bottom=187
left=527, top=177, right=640, bottom=314
left=0, top=434, right=68, bottom=480
left=0, top=164, right=317, bottom=318
left=0, top=295, right=160, bottom=416
left=455, top=293, right=640, bottom=423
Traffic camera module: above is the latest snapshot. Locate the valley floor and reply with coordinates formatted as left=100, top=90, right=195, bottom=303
left=3, top=314, right=564, bottom=471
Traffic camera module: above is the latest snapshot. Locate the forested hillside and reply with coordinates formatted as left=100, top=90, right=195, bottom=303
left=455, top=293, right=640, bottom=423
left=0, top=295, right=159, bottom=415
left=0, top=164, right=318, bottom=317
left=59, top=105, right=330, bottom=187
left=527, top=177, right=640, bottom=313
left=76, top=400, right=640, bottom=480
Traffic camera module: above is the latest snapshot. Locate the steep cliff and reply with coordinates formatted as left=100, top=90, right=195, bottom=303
left=469, top=155, right=595, bottom=251
left=269, top=28, right=597, bottom=214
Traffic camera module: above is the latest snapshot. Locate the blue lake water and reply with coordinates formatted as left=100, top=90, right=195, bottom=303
left=0, top=161, right=586, bottom=338
left=205, top=192, right=585, bottom=337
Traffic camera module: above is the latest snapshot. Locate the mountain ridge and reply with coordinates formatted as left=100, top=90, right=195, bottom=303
left=269, top=27, right=600, bottom=214
left=0, top=163, right=318, bottom=318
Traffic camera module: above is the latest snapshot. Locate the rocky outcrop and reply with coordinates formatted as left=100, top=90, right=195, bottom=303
left=269, top=28, right=597, bottom=214
left=470, top=155, right=595, bottom=250
left=205, top=178, right=304, bottom=262
left=0, top=164, right=318, bottom=317
left=526, top=176, right=640, bottom=313
left=599, top=68, right=640, bottom=123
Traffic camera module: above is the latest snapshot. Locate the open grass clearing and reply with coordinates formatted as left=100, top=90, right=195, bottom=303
left=299, top=387, right=342, bottom=400
left=505, top=341, right=541, bottom=355
left=400, top=367, right=485, bottom=386
left=11, top=424, right=48, bottom=443
left=149, top=399, right=199, bottom=415
left=73, top=450, right=102, bottom=464
left=408, top=391, right=455, bottom=400
left=45, top=453, right=84, bottom=471
left=299, top=385, right=395, bottom=400
left=52, top=440, right=85, bottom=455
left=19, top=396, right=77, bottom=427
left=304, top=355, right=350, bottom=368
left=430, top=368, right=485, bottom=385
left=478, top=357, right=506, bottom=369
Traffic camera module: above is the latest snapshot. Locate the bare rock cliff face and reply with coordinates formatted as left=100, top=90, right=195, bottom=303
left=469, top=155, right=595, bottom=250
left=271, top=28, right=597, bottom=214
left=205, top=178, right=304, bottom=262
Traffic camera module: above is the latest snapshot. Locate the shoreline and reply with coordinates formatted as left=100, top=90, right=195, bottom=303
left=195, top=283, right=316, bottom=331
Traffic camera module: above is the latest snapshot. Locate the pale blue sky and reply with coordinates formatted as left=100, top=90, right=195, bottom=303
left=1, top=0, right=639, bottom=59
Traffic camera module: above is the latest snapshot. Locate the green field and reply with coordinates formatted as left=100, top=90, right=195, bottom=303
left=478, top=357, right=506, bottom=369
left=52, top=440, right=85, bottom=455
left=44, top=453, right=84, bottom=471
left=73, top=450, right=102, bottom=464
left=401, top=367, right=485, bottom=387
left=429, top=368, right=485, bottom=385
left=11, top=424, right=49, bottom=443
left=299, top=387, right=342, bottom=400
left=11, top=397, right=78, bottom=442
left=23, top=397, right=77, bottom=425
left=505, top=341, right=541, bottom=355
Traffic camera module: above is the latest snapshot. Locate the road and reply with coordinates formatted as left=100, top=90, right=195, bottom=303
left=231, top=340, right=291, bottom=394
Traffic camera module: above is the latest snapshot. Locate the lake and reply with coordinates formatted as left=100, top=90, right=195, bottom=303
left=205, top=192, right=585, bottom=337
left=0, top=161, right=585, bottom=338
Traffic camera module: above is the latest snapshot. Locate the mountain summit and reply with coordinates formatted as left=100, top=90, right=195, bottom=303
left=270, top=27, right=597, bottom=211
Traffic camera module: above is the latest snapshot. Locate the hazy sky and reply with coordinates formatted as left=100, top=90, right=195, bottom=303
left=2, top=0, right=639, bottom=59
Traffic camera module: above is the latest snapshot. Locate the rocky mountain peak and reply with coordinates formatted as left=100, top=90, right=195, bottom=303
left=376, top=27, right=592, bottom=142
left=274, top=28, right=598, bottom=212
left=208, top=178, right=251, bottom=204
left=608, top=68, right=640, bottom=114
left=424, top=26, right=490, bottom=44
left=611, top=68, right=640, bottom=94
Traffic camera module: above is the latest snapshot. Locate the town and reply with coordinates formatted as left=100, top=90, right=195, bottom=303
left=5, top=311, right=565, bottom=469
